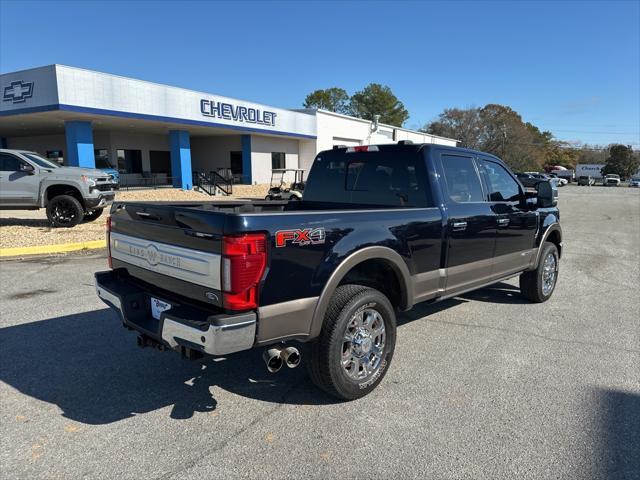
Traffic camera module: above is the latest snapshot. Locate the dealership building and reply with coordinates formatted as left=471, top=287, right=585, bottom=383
left=0, top=65, right=456, bottom=189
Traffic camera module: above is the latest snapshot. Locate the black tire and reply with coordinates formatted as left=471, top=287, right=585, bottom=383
left=83, top=208, right=104, bottom=223
left=46, top=195, right=84, bottom=228
left=306, top=285, right=396, bottom=400
left=520, top=242, right=559, bottom=303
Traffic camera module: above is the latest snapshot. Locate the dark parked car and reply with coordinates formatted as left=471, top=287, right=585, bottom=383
left=577, top=175, right=595, bottom=186
left=96, top=143, right=562, bottom=400
left=515, top=172, right=542, bottom=188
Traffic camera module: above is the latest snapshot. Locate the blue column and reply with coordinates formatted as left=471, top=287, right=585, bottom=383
left=0, top=137, right=7, bottom=149
left=241, top=134, right=252, bottom=185
left=169, top=130, right=192, bottom=190
left=65, top=121, right=95, bottom=168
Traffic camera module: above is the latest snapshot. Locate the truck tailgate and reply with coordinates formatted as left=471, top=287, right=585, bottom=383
left=109, top=202, right=227, bottom=308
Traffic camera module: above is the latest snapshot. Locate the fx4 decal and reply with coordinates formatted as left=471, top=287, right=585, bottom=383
left=275, top=228, right=326, bottom=248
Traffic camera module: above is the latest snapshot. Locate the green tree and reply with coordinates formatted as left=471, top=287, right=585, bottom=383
left=303, top=88, right=351, bottom=114
left=349, top=83, right=409, bottom=126
left=544, top=141, right=578, bottom=169
left=423, top=107, right=483, bottom=150
left=601, top=144, right=639, bottom=179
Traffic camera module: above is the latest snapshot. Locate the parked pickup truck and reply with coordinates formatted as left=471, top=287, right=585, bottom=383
left=0, top=149, right=117, bottom=227
left=603, top=174, right=621, bottom=186
left=96, top=143, right=562, bottom=400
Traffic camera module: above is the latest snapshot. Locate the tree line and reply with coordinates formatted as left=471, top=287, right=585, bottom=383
left=304, top=86, right=639, bottom=177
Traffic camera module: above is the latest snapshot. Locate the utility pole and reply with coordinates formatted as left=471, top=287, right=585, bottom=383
left=501, top=124, right=507, bottom=159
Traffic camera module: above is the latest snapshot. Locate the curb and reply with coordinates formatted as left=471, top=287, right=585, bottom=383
left=0, top=240, right=106, bottom=258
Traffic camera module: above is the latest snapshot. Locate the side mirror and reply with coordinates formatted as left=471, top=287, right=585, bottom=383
left=20, top=163, right=35, bottom=175
left=536, top=180, right=558, bottom=208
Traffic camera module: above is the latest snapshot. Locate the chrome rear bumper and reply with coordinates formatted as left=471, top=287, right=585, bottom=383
left=95, top=271, right=256, bottom=356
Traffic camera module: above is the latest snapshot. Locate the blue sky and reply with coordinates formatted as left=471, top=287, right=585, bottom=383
left=1, top=0, right=638, bottom=146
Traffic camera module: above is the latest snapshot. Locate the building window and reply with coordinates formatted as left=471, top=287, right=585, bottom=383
left=271, top=152, right=286, bottom=170
left=116, top=149, right=143, bottom=174
left=46, top=150, right=64, bottom=165
left=149, top=151, right=171, bottom=175
left=94, top=149, right=113, bottom=169
left=230, top=151, right=243, bottom=175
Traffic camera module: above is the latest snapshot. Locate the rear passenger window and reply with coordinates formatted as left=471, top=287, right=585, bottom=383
left=478, top=159, right=521, bottom=202
left=441, top=154, right=484, bottom=203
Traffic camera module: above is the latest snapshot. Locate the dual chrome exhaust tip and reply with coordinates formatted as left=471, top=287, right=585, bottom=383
left=263, top=346, right=301, bottom=373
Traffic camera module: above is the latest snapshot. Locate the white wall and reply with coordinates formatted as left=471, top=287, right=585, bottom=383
left=250, top=135, right=300, bottom=184
left=315, top=110, right=458, bottom=151
left=190, top=135, right=242, bottom=172
left=298, top=139, right=317, bottom=174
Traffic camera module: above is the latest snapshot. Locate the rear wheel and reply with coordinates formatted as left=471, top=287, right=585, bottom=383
left=520, top=242, right=559, bottom=302
left=83, top=208, right=104, bottom=223
left=306, top=285, right=396, bottom=400
left=46, top=195, right=84, bottom=228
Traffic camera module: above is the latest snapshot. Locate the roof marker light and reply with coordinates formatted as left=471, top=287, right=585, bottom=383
left=346, top=145, right=379, bottom=153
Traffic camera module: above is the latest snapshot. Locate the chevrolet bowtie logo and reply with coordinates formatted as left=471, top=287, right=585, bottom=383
left=3, top=80, right=34, bottom=104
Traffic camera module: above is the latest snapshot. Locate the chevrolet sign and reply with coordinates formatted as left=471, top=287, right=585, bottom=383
left=3, top=80, right=34, bottom=104
left=200, top=98, right=277, bottom=126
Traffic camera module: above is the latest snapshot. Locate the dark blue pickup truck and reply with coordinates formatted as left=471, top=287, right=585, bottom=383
left=96, top=143, right=562, bottom=400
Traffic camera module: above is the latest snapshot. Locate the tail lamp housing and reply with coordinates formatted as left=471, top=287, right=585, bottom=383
left=222, top=233, right=267, bottom=310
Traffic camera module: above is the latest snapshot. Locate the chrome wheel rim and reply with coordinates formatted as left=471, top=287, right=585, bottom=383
left=342, top=308, right=386, bottom=381
left=542, top=252, right=557, bottom=295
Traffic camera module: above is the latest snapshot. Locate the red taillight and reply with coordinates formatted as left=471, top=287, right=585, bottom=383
left=222, top=233, right=267, bottom=310
left=106, top=216, right=113, bottom=269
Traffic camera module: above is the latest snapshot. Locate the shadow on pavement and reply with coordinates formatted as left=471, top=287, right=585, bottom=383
left=0, top=217, right=51, bottom=228
left=0, top=282, right=530, bottom=425
left=0, top=309, right=338, bottom=424
left=595, top=388, right=640, bottom=480
left=461, top=281, right=530, bottom=305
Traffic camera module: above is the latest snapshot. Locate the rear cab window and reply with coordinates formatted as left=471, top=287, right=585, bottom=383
left=304, top=145, right=432, bottom=207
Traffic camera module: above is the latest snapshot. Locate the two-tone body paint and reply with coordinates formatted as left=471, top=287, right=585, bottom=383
left=106, top=144, right=561, bottom=348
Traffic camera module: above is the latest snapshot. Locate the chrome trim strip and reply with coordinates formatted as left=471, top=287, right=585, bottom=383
left=110, top=232, right=221, bottom=289
left=437, top=272, right=521, bottom=302
left=162, top=314, right=256, bottom=356
left=257, top=297, right=319, bottom=343
left=531, top=223, right=562, bottom=269
left=309, top=246, right=412, bottom=339
left=96, top=283, right=122, bottom=310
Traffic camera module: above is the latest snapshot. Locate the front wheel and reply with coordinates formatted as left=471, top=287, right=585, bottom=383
left=520, top=242, right=559, bottom=302
left=306, top=285, right=396, bottom=400
left=46, top=195, right=84, bottom=228
left=83, top=208, right=104, bottom=223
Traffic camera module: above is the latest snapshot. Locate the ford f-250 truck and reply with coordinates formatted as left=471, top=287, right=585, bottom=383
left=96, top=143, right=562, bottom=400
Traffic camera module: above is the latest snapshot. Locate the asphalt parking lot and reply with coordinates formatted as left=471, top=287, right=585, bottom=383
left=1, top=185, right=638, bottom=480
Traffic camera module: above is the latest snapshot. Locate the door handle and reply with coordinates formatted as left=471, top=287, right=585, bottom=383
left=497, top=218, right=510, bottom=227
left=452, top=221, right=467, bottom=231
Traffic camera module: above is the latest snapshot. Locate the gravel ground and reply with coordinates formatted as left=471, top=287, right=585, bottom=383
left=0, top=185, right=638, bottom=479
left=0, top=185, right=270, bottom=249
